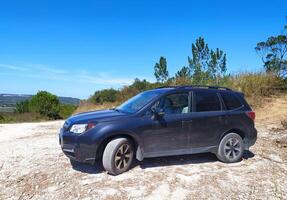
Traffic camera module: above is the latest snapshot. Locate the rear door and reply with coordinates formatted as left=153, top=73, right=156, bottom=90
left=219, top=91, right=248, bottom=132
left=188, top=90, right=226, bottom=148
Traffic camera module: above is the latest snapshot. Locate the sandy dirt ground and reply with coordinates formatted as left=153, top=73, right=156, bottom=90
left=0, top=95, right=287, bottom=200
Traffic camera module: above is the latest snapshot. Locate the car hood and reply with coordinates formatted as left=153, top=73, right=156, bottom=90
left=67, top=109, right=129, bottom=124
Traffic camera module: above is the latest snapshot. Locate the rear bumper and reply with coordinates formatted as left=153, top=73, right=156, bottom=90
left=249, top=133, right=257, bottom=147
left=244, top=128, right=257, bottom=150
left=59, top=129, right=98, bottom=164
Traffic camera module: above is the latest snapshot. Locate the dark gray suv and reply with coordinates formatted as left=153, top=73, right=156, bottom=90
left=59, top=86, right=257, bottom=175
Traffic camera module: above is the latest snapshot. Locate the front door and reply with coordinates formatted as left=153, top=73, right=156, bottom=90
left=140, top=92, right=191, bottom=157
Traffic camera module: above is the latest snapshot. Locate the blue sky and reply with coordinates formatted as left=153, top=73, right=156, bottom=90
left=0, top=0, right=286, bottom=99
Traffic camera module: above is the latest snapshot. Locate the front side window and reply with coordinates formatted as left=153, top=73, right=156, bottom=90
left=117, top=90, right=162, bottom=113
left=161, top=93, right=189, bottom=115
left=195, top=91, right=221, bottom=112
left=221, top=92, right=242, bottom=110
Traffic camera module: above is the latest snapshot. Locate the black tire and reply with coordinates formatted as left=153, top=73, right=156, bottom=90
left=70, top=159, right=79, bottom=166
left=102, top=138, right=134, bottom=175
left=216, top=133, right=244, bottom=163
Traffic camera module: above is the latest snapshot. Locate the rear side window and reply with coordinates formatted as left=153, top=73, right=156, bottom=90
left=221, top=92, right=242, bottom=110
left=195, top=91, right=221, bottom=112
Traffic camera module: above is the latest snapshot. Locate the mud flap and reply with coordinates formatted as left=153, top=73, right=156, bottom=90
left=136, top=146, right=144, bottom=161
left=243, top=138, right=249, bottom=150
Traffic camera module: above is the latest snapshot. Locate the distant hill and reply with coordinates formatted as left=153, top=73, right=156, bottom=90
left=0, top=94, right=80, bottom=112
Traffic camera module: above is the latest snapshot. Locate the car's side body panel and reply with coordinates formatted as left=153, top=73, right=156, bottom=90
left=139, top=113, right=191, bottom=156
left=187, top=111, right=227, bottom=148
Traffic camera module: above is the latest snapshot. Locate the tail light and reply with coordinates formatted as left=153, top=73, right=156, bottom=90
left=246, top=111, right=255, bottom=121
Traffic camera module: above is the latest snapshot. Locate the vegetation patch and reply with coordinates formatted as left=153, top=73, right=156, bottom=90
left=0, top=91, right=77, bottom=123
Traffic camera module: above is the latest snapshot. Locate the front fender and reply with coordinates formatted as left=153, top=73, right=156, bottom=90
left=79, top=119, right=144, bottom=160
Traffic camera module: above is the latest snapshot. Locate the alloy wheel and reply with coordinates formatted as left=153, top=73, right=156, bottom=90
left=114, top=144, right=132, bottom=170
left=224, top=138, right=242, bottom=160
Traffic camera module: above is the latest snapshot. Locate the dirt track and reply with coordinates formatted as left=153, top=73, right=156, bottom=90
left=0, top=95, right=287, bottom=200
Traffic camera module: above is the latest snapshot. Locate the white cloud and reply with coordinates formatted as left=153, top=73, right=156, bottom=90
left=0, top=63, right=150, bottom=86
left=0, top=63, right=67, bottom=74
left=76, top=72, right=134, bottom=85
left=0, top=64, right=30, bottom=72
left=26, top=64, right=68, bottom=74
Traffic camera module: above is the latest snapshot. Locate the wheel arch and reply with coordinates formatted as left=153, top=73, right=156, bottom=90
left=96, top=132, right=143, bottom=161
left=220, top=128, right=246, bottom=142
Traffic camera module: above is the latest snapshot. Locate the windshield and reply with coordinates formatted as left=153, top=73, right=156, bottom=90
left=116, top=90, right=161, bottom=113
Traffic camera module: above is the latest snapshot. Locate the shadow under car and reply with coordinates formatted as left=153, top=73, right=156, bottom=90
left=70, top=150, right=255, bottom=174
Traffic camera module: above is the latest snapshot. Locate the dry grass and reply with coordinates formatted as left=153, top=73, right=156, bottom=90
left=226, top=72, right=284, bottom=107
left=75, top=73, right=286, bottom=113
left=74, top=101, right=118, bottom=114
left=0, top=112, right=48, bottom=123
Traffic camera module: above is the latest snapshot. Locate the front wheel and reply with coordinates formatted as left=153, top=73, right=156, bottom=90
left=216, top=133, right=244, bottom=163
left=102, top=138, right=134, bottom=175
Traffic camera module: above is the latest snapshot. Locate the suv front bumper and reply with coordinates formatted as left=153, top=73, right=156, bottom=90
left=59, top=129, right=98, bottom=164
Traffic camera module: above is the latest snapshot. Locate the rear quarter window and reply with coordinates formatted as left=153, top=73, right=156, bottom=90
left=221, top=92, right=242, bottom=110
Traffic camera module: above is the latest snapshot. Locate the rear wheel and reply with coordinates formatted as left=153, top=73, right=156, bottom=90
left=102, top=138, right=134, bottom=175
left=216, top=133, right=244, bottom=163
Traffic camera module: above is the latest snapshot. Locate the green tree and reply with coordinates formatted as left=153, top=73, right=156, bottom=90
left=154, top=56, right=169, bottom=83
left=175, top=66, right=191, bottom=79
left=188, top=37, right=210, bottom=84
left=29, top=91, right=60, bottom=119
left=174, top=66, right=192, bottom=85
left=255, top=33, right=287, bottom=77
left=91, top=88, right=119, bottom=104
left=188, top=37, right=227, bottom=84
left=15, top=100, right=30, bottom=113
left=131, top=78, right=151, bottom=91
left=208, top=48, right=227, bottom=82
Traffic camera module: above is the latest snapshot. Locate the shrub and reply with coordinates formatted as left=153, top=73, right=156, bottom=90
left=29, top=91, right=60, bottom=119
left=0, top=114, right=4, bottom=122
left=90, top=88, right=119, bottom=104
left=16, top=100, right=30, bottom=113
left=0, top=114, right=13, bottom=123
left=83, top=72, right=285, bottom=112
left=131, top=78, right=151, bottom=92
left=0, top=112, right=46, bottom=123
left=116, top=85, right=139, bottom=103
left=12, top=91, right=79, bottom=121
left=59, top=104, right=77, bottom=119
left=226, top=72, right=282, bottom=97
left=174, top=77, right=192, bottom=85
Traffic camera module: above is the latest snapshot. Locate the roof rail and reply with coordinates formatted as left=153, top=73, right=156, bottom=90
left=189, top=85, right=232, bottom=91
left=156, top=85, right=178, bottom=89
left=156, top=85, right=232, bottom=91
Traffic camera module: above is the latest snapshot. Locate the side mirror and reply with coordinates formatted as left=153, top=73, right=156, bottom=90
left=151, top=108, right=165, bottom=120
left=157, top=109, right=165, bottom=117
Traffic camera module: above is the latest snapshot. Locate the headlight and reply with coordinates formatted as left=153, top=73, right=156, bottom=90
left=70, top=123, right=95, bottom=134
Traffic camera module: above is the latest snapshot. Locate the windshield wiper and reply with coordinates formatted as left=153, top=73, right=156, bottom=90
left=111, top=108, right=121, bottom=112
left=111, top=108, right=133, bottom=114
